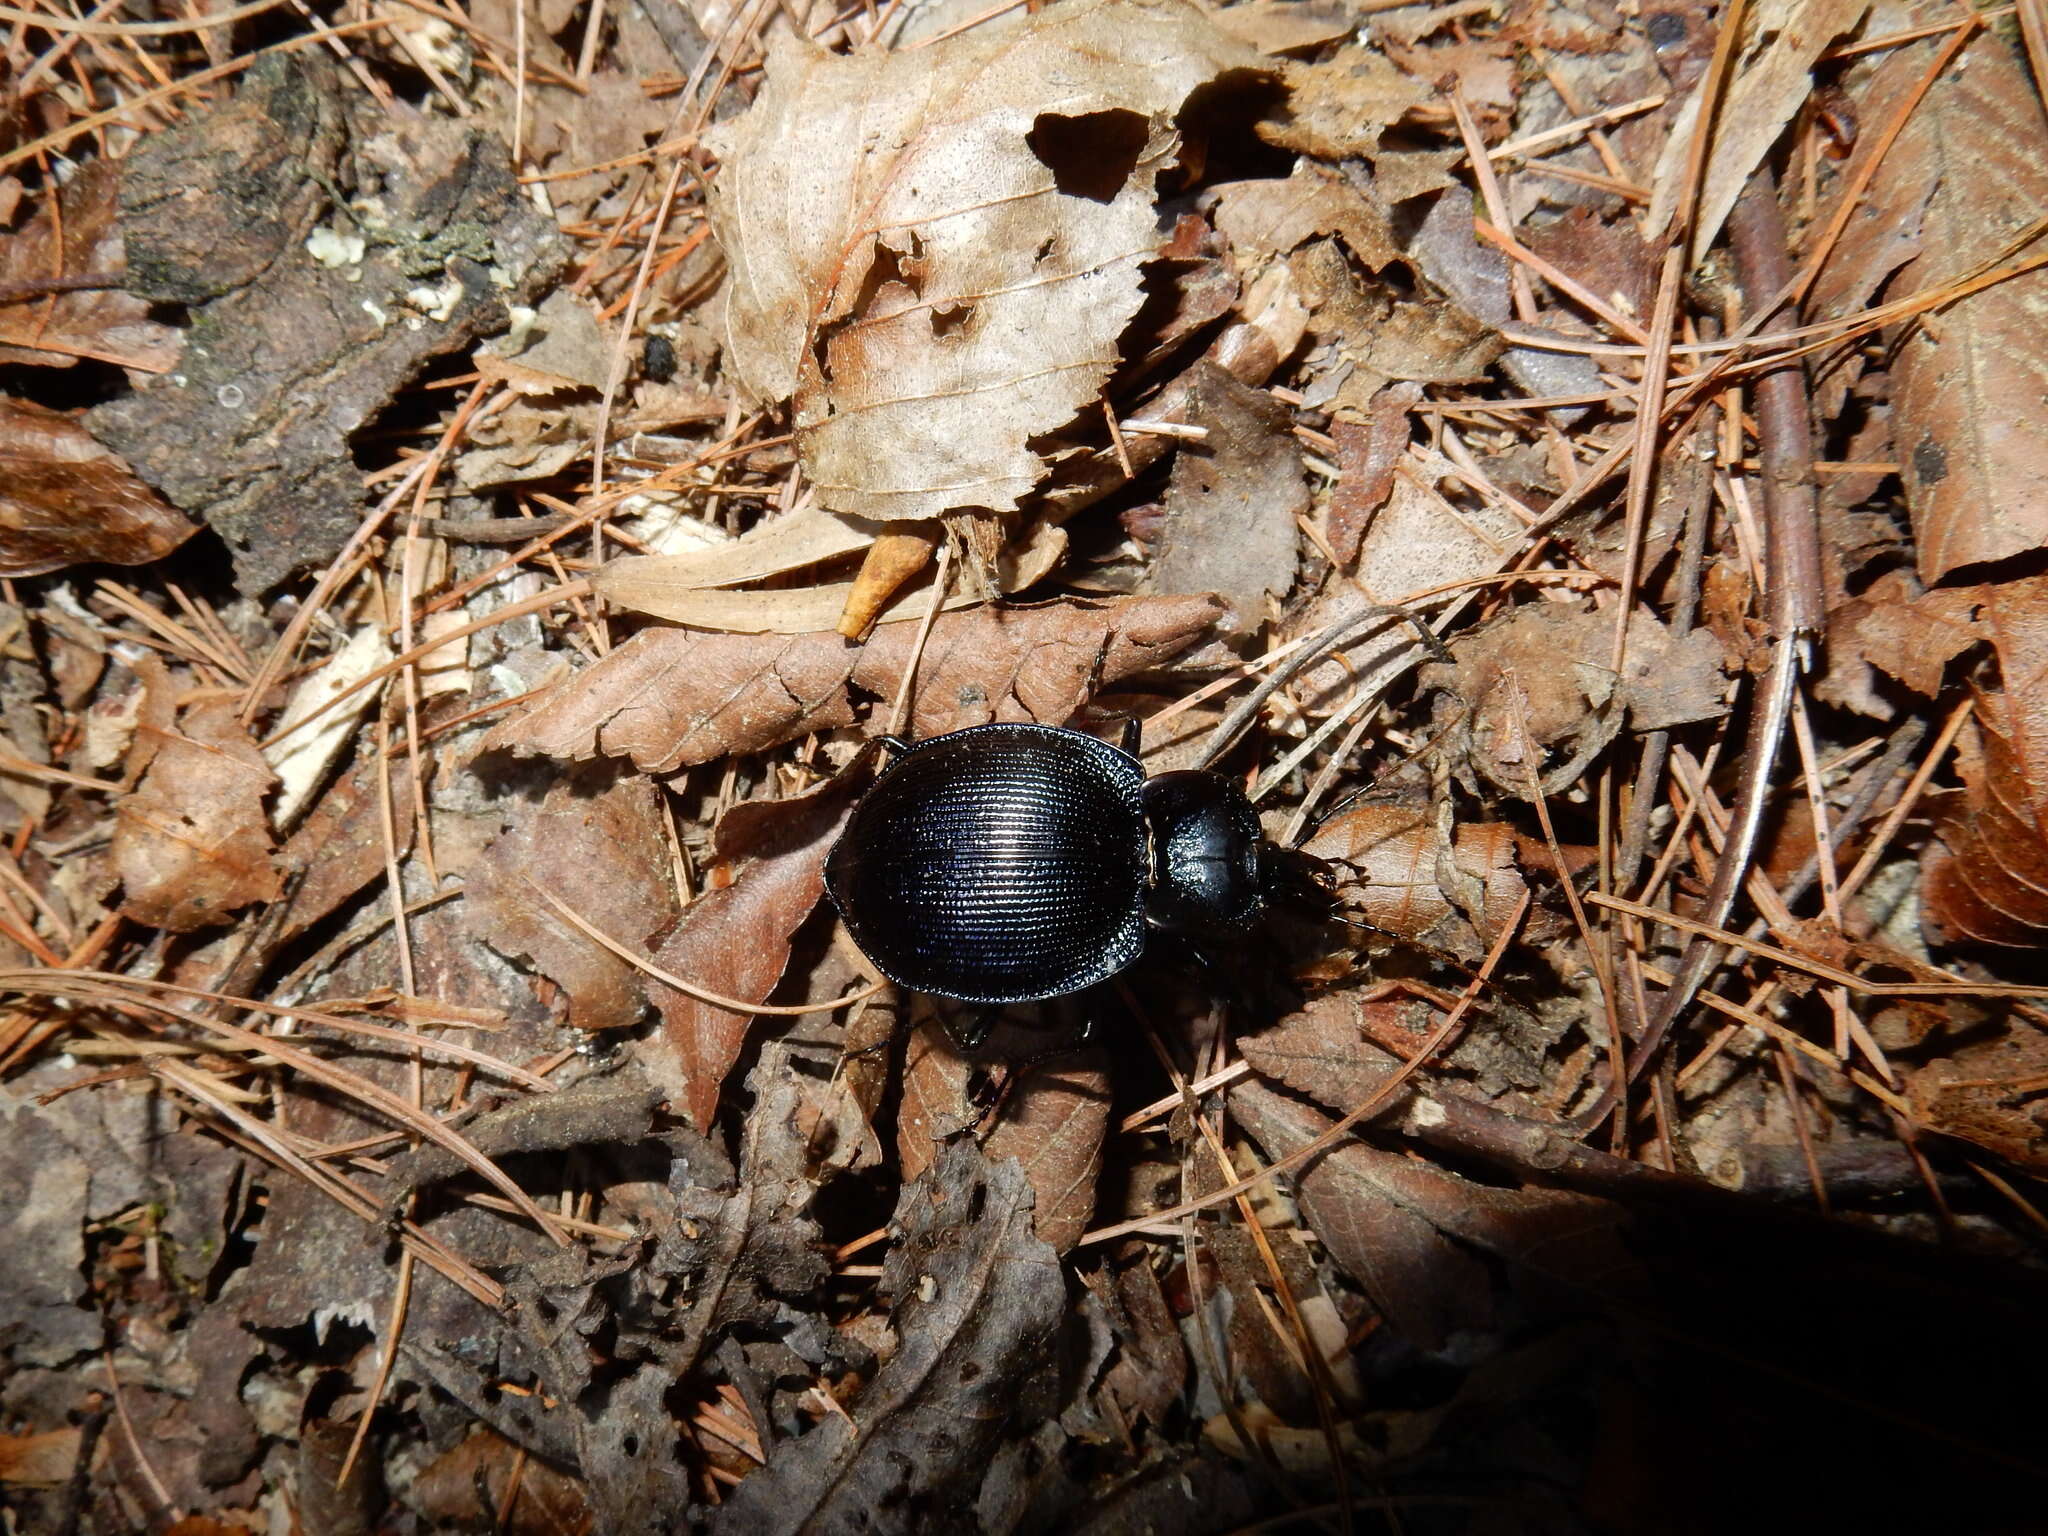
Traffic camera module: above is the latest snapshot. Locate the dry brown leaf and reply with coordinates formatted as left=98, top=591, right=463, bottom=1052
left=274, top=754, right=415, bottom=944
left=1209, top=0, right=1351, bottom=55
left=1086, top=1247, right=1187, bottom=1426
left=1287, top=471, right=1523, bottom=733
left=1229, top=1079, right=1490, bottom=1348
left=1326, top=381, right=1421, bottom=566
left=595, top=571, right=979, bottom=634
left=644, top=778, right=862, bottom=1128
left=1233, top=1080, right=1635, bottom=1336
left=1239, top=991, right=1408, bottom=1111
left=1520, top=207, right=1657, bottom=323
left=112, top=697, right=282, bottom=931
left=473, top=290, right=612, bottom=394
left=411, top=1429, right=591, bottom=1536
left=1426, top=601, right=1730, bottom=797
left=1921, top=575, right=2048, bottom=947
left=1907, top=1023, right=2048, bottom=1172
left=1814, top=570, right=1982, bottom=719
left=0, top=1427, right=80, bottom=1486
left=0, top=398, right=198, bottom=579
left=465, top=769, right=680, bottom=1031
left=593, top=507, right=875, bottom=601
left=483, top=593, right=1223, bottom=773
left=977, top=1053, right=1110, bottom=1253
left=1304, top=801, right=1530, bottom=953
left=898, top=1019, right=976, bottom=1177
left=1148, top=363, right=1305, bottom=629
left=1384, top=35, right=1517, bottom=111
left=0, top=161, right=179, bottom=371
left=1210, top=160, right=1402, bottom=272
left=1875, top=30, right=2048, bottom=581
left=1290, top=237, right=1504, bottom=401
left=1256, top=46, right=1433, bottom=161
left=706, top=0, right=1261, bottom=520
left=898, top=1024, right=1108, bottom=1252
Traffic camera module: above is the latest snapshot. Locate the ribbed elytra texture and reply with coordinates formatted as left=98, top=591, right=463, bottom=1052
left=826, top=723, right=1148, bottom=1003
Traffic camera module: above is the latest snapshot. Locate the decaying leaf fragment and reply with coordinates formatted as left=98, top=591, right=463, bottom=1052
left=707, top=0, right=1262, bottom=520
left=1304, top=801, right=1529, bottom=955
left=112, top=697, right=282, bottom=931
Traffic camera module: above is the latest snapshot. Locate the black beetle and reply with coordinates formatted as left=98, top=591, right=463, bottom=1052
left=825, top=721, right=1307, bottom=1042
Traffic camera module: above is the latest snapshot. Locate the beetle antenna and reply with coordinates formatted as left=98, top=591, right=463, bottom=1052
left=1291, top=778, right=1378, bottom=849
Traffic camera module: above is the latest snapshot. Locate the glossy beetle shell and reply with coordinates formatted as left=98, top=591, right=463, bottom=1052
left=825, top=723, right=1148, bottom=1004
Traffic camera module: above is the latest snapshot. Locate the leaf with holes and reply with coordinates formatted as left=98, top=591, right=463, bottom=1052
left=706, top=0, right=1261, bottom=520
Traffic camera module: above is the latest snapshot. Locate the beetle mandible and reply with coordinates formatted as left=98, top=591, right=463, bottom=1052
left=825, top=720, right=1303, bottom=1039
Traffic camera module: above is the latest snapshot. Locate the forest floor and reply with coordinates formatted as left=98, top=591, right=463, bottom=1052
left=3, top=0, right=2048, bottom=1531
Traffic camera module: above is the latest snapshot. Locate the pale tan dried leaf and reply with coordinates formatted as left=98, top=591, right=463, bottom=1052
left=1288, top=473, right=1521, bottom=726
left=474, top=290, right=611, bottom=394
left=0, top=398, right=198, bottom=579
left=1645, top=0, right=1871, bottom=258
left=593, top=571, right=978, bottom=633
left=264, top=623, right=393, bottom=829
left=594, top=507, right=875, bottom=599
left=465, top=770, right=679, bottom=1031
left=113, top=697, right=282, bottom=931
left=706, top=0, right=1261, bottom=520
left=1209, top=0, right=1351, bottom=54
left=483, top=594, right=1223, bottom=773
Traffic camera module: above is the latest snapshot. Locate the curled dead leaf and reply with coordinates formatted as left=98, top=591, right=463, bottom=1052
left=707, top=0, right=1262, bottom=520
left=0, top=398, right=198, bottom=579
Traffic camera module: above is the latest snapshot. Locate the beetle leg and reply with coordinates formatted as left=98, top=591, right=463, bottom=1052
left=876, top=734, right=912, bottom=759
left=1118, top=715, right=1142, bottom=758
left=943, top=1005, right=1004, bottom=1053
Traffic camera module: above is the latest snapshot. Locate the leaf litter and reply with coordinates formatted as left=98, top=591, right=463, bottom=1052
left=5, top=0, right=2048, bottom=1532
